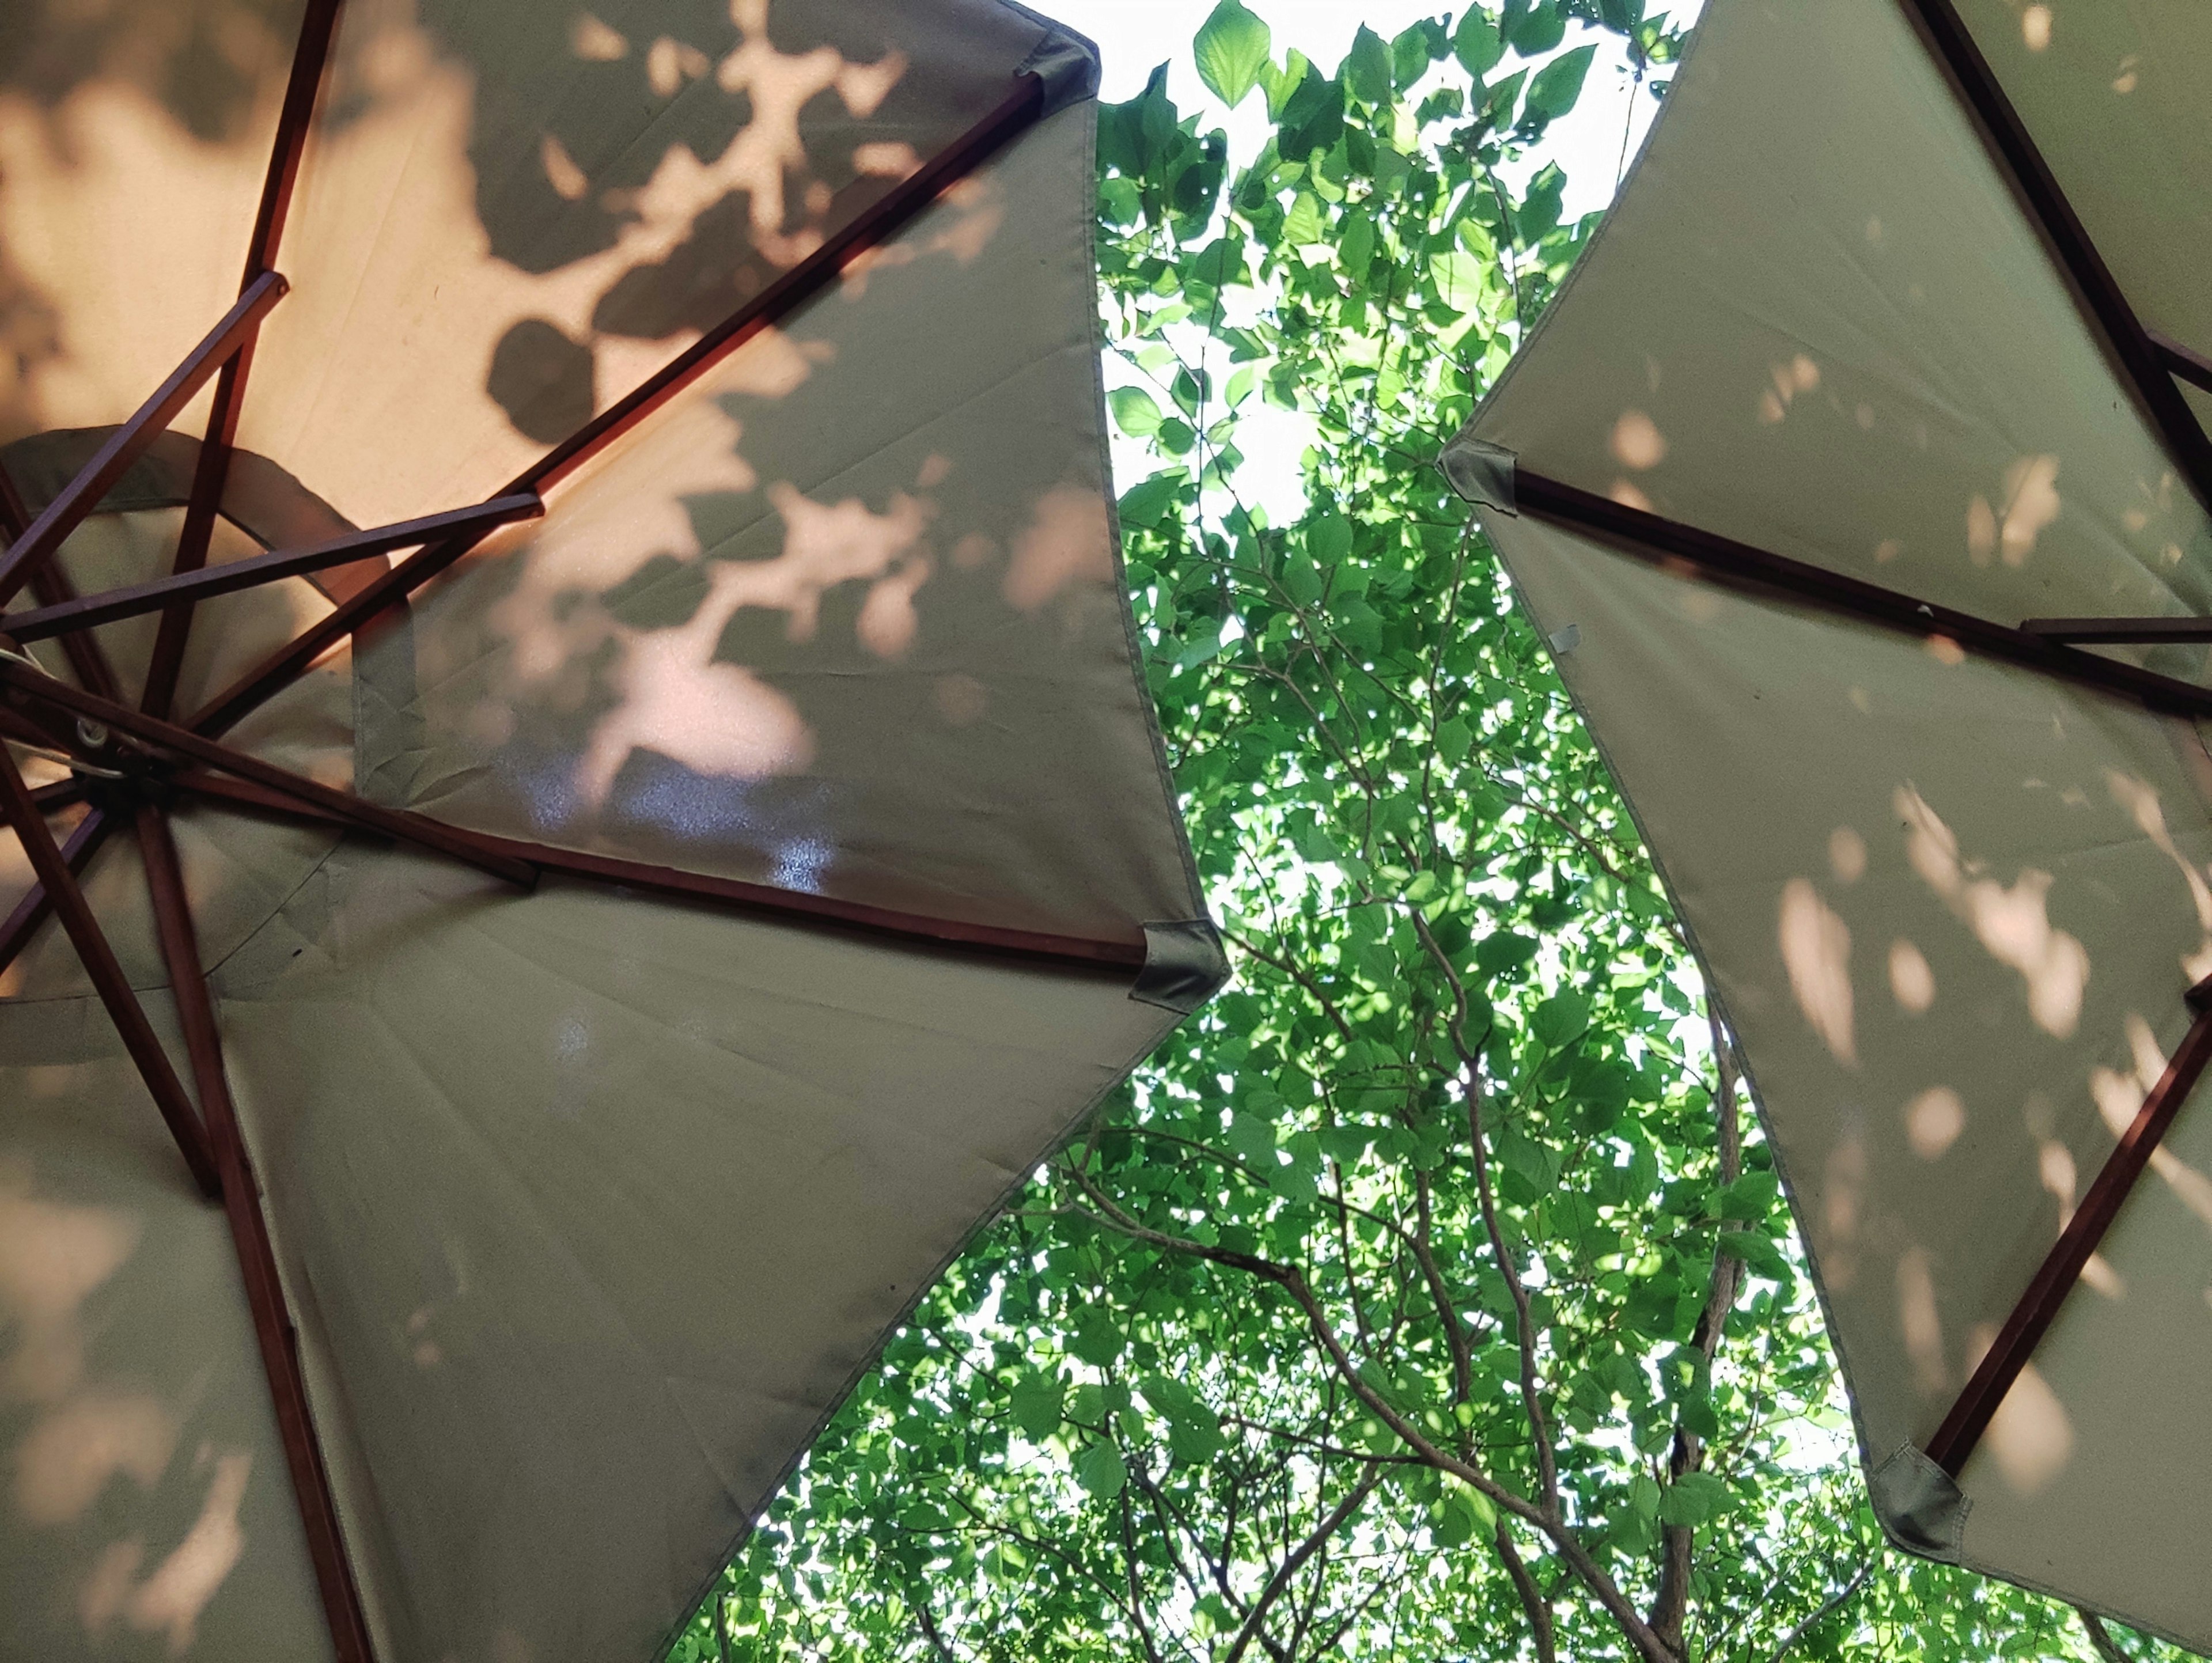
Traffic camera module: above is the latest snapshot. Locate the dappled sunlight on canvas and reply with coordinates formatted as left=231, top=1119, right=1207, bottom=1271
left=1779, top=877, right=1856, bottom=1065
left=1894, top=785, right=2088, bottom=1037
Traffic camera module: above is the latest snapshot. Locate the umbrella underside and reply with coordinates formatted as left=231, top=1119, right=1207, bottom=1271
left=1449, top=0, right=2212, bottom=1646
left=0, top=3, right=1218, bottom=1661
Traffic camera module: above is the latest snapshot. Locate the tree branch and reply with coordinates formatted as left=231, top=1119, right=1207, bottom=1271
left=1224, top=1464, right=1384, bottom=1663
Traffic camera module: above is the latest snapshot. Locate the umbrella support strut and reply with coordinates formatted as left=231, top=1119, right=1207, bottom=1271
left=1898, top=0, right=2212, bottom=519
left=138, top=804, right=377, bottom=1663
left=0, top=748, right=221, bottom=1196
left=1923, top=1006, right=2212, bottom=1475
left=1508, top=469, right=2212, bottom=722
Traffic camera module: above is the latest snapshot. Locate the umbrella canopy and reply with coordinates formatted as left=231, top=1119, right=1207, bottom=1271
left=1444, top=0, right=2212, bottom=1646
left=0, top=3, right=1221, bottom=1661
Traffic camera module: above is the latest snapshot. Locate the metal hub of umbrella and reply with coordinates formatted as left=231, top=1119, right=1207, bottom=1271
left=1445, top=0, right=2211, bottom=1647
left=0, top=5, right=1221, bottom=1660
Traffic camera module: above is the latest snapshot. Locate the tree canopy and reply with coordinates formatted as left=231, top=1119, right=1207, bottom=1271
left=665, top=6, right=2195, bottom=1661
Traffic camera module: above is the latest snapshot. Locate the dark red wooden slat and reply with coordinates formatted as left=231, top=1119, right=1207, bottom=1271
left=1926, top=1007, right=2212, bottom=1475
left=143, top=0, right=349, bottom=721
left=2021, top=616, right=2212, bottom=645
left=1899, top=0, right=2212, bottom=515
left=135, top=805, right=375, bottom=1663
left=164, top=767, right=1147, bottom=972
left=186, top=74, right=1048, bottom=740
left=2, top=495, right=543, bottom=643
left=2152, top=331, right=2212, bottom=399
left=0, top=804, right=109, bottom=980
left=1510, top=470, right=2212, bottom=722
left=0, top=272, right=287, bottom=610
left=0, top=658, right=535, bottom=887
left=0, top=752, right=218, bottom=1196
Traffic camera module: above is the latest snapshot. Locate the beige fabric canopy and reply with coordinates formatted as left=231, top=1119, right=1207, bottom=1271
left=1445, top=0, right=2212, bottom=1646
left=0, top=4, right=1219, bottom=1661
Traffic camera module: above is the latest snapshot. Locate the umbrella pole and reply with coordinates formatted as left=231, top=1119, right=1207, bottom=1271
left=137, top=804, right=377, bottom=1663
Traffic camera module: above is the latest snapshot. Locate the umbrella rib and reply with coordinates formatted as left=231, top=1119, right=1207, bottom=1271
left=0, top=494, right=544, bottom=644
left=1924, top=1004, right=2212, bottom=1477
left=143, top=0, right=347, bottom=720
left=2151, top=330, right=2212, bottom=399
left=0, top=272, right=287, bottom=612
left=0, top=749, right=220, bottom=1196
left=135, top=804, right=376, bottom=1663
left=0, top=658, right=537, bottom=888
left=1507, top=469, right=2212, bottom=722
left=0, top=803, right=111, bottom=980
left=182, top=71, right=1051, bottom=743
left=2020, top=616, right=2212, bottom=645
left=162, top=766, right=1150, bottom=972
left=1899, top=0, right=2212, bottom=514
left=0, top=461, right=124, bottom=700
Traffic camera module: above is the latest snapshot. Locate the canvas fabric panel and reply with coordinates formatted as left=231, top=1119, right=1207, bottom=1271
left=1480, top=512, right=2212, bottom=1537
left=0, top=1003, right=335, bottom=1663
left=1469, top=0, right=2212, bottom=642
left=0, top=0, right=309, bottom=449
left=1953, top=0, right=2212, bottom=366
left=350, top=101, right=1196, bottom=945
left=210, top=843, right=1180, bottom=1663
left=236, top=0, right=1077, bottom=533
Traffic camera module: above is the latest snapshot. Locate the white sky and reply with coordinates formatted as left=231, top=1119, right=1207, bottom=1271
left=1047, top=0, right=1702, bottom=520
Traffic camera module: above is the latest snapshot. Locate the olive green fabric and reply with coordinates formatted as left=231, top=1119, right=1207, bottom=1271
left=0, top=5, right=1209, bottom=1660
left=1450, top=0, right=2212, bottom=1645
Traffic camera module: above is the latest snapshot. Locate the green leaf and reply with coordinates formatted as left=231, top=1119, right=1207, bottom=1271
left=1283, top=191, right=1325, bottom=247
left=1713, top=1170, right=1781, bottom=1222
left=1069, top=1307, right=1124, bottom=1367
left=1658, top=1471, right=1731, bottom=1528
left=1474, top=931, right=1539, bottom=976
left=1532, top=990, right=1589, bottom=1048
left=1524, top=43, right=1596, bottom=122
left=1118, top=472, right=1183, bottom=531
left=1109, top=386, right=1164, bottom=438
left=1257, top=48, right=1310, bottom=119
left=1075, top=1442, right=1128, bottom=1501
left=1454, top=10, right=1503, bottom=75
left=1717, top=1230, right=1790, bottom=1281
left=1010, top=1372, right=1065, bottom=1440
left=1193, top=0, right=1272, bottom=108
left=1510, top=1, right=1566, bottom=55
left=1345, top=25, right=1393, bottom=107
left=1308, top=513, right=1353, bottom=565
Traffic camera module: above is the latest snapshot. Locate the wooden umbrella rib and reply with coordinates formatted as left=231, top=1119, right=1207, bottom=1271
left=1899, top=0, right=2212, bottom=516
left=0, top=804, right=110, bottom=980
left=0, top=495, right=543, bottom=643
left=162, top=768, right=1148, bottom=972
left=144, top=0, right=348, bottom=720
left=1509, top=469, right=2212, bottom=722
left=1925, top=1006, right=2212, bottom=1475
left=135, top=805, right=376, bottom=1663
left=2021, top=616, right=2212, bottom=645
left=0, top=272, right=287, bottom=611
left=2152, top=330, right=2212, bottom=398
left=0, top=658, right=536, bottom=887
left=185, top=73, right=1050, bottom=742
left=0, top=751, right=219, bottom=1196
left=1, top=458, right=124, bottom=702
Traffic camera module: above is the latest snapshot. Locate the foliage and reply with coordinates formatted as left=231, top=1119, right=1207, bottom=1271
left=666, top=7, right=2194, bottom=1662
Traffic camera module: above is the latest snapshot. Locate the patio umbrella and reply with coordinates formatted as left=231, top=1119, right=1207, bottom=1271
left=0, top=2, right=1221, bottom=1660
left=1442, top=0, right=2212, bottom=1646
